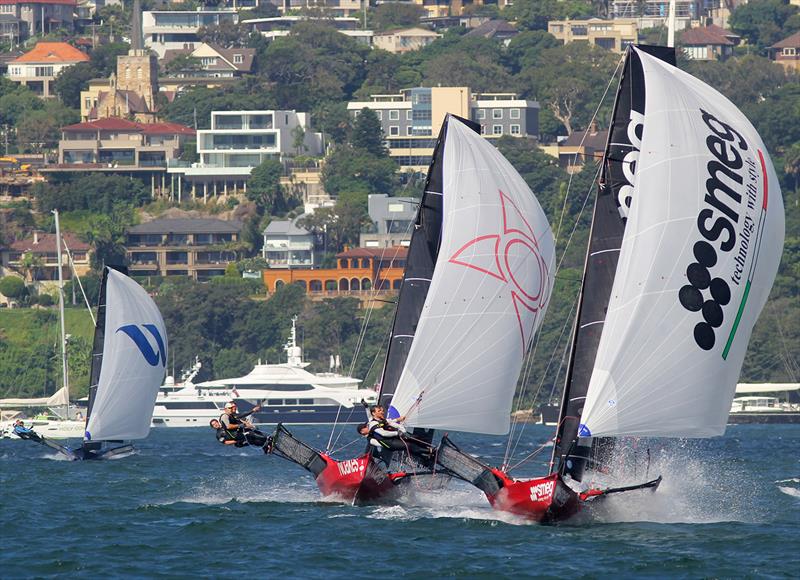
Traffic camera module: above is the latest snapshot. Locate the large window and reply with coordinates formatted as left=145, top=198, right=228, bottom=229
left=510, top=124, right=521, bottom=135
left=389, top=110, right=400, bottom=120
left=389, top=126, right=399, bottom=136
left=510, top=108, right=520, bottom=119
left=492, top=109, right=503, bottom=119
left=493, top=125, right=503, bottom=135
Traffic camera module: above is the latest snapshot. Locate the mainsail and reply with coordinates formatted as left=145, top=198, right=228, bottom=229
left=579, top=47, right=785, bottom=438
left=550, top=47, right=675, bottom=479
left=85, top=267, right=168, bottom=442
left=388, top=116, right=556, bottom=435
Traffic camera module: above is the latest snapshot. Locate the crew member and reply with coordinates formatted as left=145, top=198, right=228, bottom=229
left=219, top=402, right=271, bottom=452
left=12, top=419, right=44, bottom=443
left=364, top=406, right=435, bottom=464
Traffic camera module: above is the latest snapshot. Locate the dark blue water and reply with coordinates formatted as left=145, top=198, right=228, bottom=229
left=2, top=424, right=799, bottom=578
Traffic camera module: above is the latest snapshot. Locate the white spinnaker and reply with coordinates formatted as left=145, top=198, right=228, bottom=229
left=388, top=117, right=556, bottom=435
left=580, top=48, right=785, bottom=438
left=85, top=269, right=167, bottom=441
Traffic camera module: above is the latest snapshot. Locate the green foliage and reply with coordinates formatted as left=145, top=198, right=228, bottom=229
left=197, top=21, right=252, bottom=48
left=370, top=3, right=424, bottom=31
left=0, top=276, right=27, bottom=300
left=684, top=55, right=788, bottom=109
left=163, top=84, right=277, bottom=129
left=53, top=43, right=130, bottom=108
left=322, top=145, right=399, bottom=198
left=33, top=173, right=150, bottom=213
left=729, top=0, right=800, bottom=50
left=246, top=157, right=286, bottom=214
left=261, top=22, right=369, bottom=110
left=351, top=108, right=387, bottom=155
left=505, top=0, right=593, bottom=31
left=0, top=308, right=95, bottom=398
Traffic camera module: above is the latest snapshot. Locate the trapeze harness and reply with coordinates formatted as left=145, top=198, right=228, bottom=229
left=368, top=419, right=405, bottom=451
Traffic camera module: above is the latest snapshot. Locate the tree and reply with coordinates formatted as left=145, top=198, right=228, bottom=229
left=198, top=21, right=251, bottom=48
left=20, top=252, right=44, bottom=282
left=505, top=0, right=592, bottom=31
left=164, top=54, right=203, bottom=76
left=53, top=62, right=96, bottom=108
left=84, top=205, right=135, bottom=269
left=261, top=22, right=369, bottom=110
left=351, top=108, right=386, bottom=155
left=729, top=0, right=800, bottom=49
left=370, top=3, right=425, bottom=31
left=321, top=145, right=399, bottom=198
left=0, top=276, right=27, bottom=300
left=247, top=158, right=285, bottom=214
left=291, top=124, right=307, bottom=155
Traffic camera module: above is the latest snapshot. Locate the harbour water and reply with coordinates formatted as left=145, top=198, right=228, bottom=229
left=2, top=424, right=798, bottom=577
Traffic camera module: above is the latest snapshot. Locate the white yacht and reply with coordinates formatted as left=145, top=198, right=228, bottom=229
left=151, top=319, right=377, bottom=427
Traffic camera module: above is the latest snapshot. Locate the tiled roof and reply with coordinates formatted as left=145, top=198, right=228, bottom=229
left=9, top=232, right=89, bottom=253
left=264, top=220, right=310, bottom=236
left=208, top=44, right=255, bottom=72
left=466, top=19, right=517, bottom=38
left=560, top=128, right=608, bottom=150
left=681, top=26, right=734, bottom=46
left=12, top=41, right=89, bottom=64
left=337, top=247, right=408, bottom=259
left=127, top=218, right=243, bottom=235
left=62, top=117, right=194, bottom=135
left=773, top=31, right=800, bottom=49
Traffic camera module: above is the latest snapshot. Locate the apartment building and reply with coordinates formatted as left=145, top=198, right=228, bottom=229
left=0, top=231, right=90, bottom=285
left=242, top=15, right=373, bottom=45
left=348, top=87, right=539, bottom=172
left=0, top=0, right=76, bottom=39
left=611, top=0, right=703, bottom=30
left=548, top=18, right=638, bottom=52
left=57, top=118, right=195, bottom=167
left=771, top=31, right=800, bottom=72
left=142, top=9, right=239, bottom=58
left=262, top=219, right=315, bottom=269
left=680, top=24, right=739, bottom=60
left=168, top=110, right=323, bottom=201
left=262, top=246, right=407, bottom=295
left=6, top=41, right=88, bottom=98
left=373, top=27, right=440, bottom=53
left=126, top=218, right=243, bottom=280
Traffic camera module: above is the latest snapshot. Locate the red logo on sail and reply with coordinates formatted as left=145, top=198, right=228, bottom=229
left=448, top=189, right=551, bottom=348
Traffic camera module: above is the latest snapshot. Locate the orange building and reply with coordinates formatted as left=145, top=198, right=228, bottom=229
left=262, top=247, right=407, bottom=295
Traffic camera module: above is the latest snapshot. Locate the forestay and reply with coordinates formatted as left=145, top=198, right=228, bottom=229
left=389, top=117, right=556, bottom=435
left=85, top=269, right=167, bottom=441
left=580, top=47, right=785, bottom=438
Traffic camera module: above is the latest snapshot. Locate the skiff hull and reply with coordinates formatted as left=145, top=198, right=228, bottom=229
left=487, top=472, right=580, bottom=522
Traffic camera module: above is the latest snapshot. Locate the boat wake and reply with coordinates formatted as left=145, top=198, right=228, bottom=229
left=160, top=474, right=323, bottom=506
left=776, top=478, right=800, bottom=499
left=583, top=442, right=761, bottom=524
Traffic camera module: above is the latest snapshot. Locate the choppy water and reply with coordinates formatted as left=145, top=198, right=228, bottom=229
left=2, top=424, right=798, bottom=578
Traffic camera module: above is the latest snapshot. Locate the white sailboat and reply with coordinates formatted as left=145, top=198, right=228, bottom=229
left=265, top=114, right=557, bottom=503
left=430, top=45, right=784, bottom=521
left=17, top=266, right=168, bottom=460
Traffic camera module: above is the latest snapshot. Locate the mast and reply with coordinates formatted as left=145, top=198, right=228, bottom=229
left=53, top=209, right=69, bottom=418
left=667, top=0, right=677, bottom=48
left=550, top=46, right=675, bottom=480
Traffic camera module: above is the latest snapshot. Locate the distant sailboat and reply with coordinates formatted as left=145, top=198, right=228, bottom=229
left=18, top=266, right=168, bottom=460
left=430, top=45, right=785, bottom=521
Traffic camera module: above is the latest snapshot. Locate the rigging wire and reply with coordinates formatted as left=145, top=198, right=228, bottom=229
left=501, top=55, right=626, bottom=468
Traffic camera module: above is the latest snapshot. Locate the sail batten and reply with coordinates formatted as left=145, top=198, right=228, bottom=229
left=578, top=47, right=785, bottom=439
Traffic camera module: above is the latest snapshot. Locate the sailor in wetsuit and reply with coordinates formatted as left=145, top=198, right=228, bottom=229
left=12, top=419, right=44, bottom=443
left=218, top=402, right=271, bottom=453
left=361, top=405, right=436, bottom=467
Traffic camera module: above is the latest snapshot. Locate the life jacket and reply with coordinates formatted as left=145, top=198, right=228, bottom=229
left=368, top=419, right=398, bottom=448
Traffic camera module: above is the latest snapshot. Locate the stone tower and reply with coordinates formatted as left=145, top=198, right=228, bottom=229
left=115, top=0, right=159, bottom=113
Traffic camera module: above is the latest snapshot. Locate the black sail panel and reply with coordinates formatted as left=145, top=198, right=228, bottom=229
left=377, top=118, right=449, bottom=408
left=84, top=266, right=109, bottom=427
left=551, top=48, right=661, bottom=480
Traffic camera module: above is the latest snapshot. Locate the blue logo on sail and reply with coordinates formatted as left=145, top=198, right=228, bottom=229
left=387, top=405, right=401, bottom=420
left=117, top=324, right=166, bottom=367
left=578, top=424, right=591, bottom=437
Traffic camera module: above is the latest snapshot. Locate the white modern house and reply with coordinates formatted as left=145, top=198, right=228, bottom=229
left=262, top=219, right=315, bottom=268
left=167, top=109, right=324, bottom=201
left=142, top=9, right=239, bottom=58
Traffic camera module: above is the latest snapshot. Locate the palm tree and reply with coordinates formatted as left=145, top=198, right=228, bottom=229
left=20, top=252, right=44, bottom=282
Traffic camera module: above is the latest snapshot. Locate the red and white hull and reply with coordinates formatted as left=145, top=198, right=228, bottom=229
left=486, top=471, right=580, bottom=522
